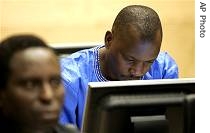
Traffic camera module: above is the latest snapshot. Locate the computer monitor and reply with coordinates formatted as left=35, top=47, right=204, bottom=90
left=82, top=78, right=195, bottom=133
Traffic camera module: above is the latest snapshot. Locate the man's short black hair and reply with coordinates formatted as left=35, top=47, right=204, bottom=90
left=112, top=5, right=162, bottom=41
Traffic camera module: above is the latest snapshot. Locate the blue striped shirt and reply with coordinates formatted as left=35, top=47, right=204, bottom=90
left=59, top=45, right=178, bottom=129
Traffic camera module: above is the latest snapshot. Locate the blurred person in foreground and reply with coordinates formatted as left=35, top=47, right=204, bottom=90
left=0, top=34, right=79, bottom=133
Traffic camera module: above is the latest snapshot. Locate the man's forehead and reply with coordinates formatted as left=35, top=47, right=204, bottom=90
left=11, top=48, right=55, bottom=64
left=9, top=48, right=58, bottom=75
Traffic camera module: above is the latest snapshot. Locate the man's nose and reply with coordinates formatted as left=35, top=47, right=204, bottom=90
left=39, top=83, right=54, bottom=104
left=130, top=62, right=144, bottom=77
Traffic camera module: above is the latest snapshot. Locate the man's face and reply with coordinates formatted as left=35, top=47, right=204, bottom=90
left=105, top=26, right=162, bottom=80
left=2, top=48, right=64, bottom=130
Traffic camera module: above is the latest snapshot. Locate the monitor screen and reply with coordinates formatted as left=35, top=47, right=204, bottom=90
left=82, top=78, right=195, bottom=133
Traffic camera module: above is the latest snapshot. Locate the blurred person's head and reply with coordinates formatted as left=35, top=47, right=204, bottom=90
left=0, top=34, right=64, bottom=133
left=101, top=5, right=162, bottom=80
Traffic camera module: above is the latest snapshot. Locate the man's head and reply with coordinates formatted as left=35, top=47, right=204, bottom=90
left=103, top=5, right=162, bottom=80
left=0, top=35, right=64, bottom=132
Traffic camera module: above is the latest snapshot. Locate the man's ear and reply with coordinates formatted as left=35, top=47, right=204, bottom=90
left=104, top=31, right=113, bottom=49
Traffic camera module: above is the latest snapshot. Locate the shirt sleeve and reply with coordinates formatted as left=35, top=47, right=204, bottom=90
left=59, top=58, right=79, bottom=127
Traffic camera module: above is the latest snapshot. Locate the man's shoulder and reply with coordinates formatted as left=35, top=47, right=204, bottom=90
left=147, top=51, right=178, bottom=79
left=60, top=46, right=99, bottom=64
left=155, top=51, right=177, bottom=64
left=59, top=46, right=101, bottom=83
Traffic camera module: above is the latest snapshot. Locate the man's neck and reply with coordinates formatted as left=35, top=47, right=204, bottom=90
left=99, top=47, right=114, bottom=81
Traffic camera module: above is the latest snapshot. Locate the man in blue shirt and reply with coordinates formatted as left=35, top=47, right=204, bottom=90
left=59, top=5, right=178, bottom=129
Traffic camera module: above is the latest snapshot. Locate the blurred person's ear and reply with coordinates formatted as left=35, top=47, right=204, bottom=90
left=0, top=90, right=5, bottom=106
left=0, top=90, right=6, bottom=112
